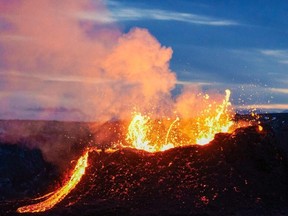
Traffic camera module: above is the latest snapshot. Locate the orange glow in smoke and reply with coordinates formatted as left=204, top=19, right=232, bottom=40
left=258, top=125, right=263, bottom=132
left=126, top=89, right=236, bottom=151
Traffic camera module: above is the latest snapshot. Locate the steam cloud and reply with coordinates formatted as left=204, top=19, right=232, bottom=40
left=0, top=0, right=230, bottom=166
left=0, top=0, right=177, bottom=122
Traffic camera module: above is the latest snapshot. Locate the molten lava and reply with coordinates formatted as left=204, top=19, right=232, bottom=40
left=17, top=89, right=241, bottom=213
left=17, top=150, right=89, bottom=213
left=195, top=89, right=233, bottom=145
left=125, top=112, right=176, bottom=152
left=126, top=89, right=236, bottom=151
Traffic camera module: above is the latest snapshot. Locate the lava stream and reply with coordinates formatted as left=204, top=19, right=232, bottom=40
left=17, top=89, right=239, bottom=213
left=17, top=150, right=89, bottom=213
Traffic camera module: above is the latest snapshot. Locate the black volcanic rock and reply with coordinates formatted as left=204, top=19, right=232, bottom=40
left=1, top=116, right=288, bottom=216
left=0, top=143, right=57, bottom=200
left=44, top=126, right=287, bottom=216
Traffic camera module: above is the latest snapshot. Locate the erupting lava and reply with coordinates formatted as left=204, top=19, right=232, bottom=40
left=17, top=89, right=239, bottom=213
left=195, top=89, right=233, bottom=145
left=125, top=112, right=177, bottom=152
left=17, top=151, right=89, bottom=213
left=125, top=89, right=235, bottom=151
left=3, top=0, right=269, bottom=213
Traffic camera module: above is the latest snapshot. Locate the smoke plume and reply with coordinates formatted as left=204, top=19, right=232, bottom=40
left=0, top=0, right=176, bottom=122
left=0, top=0, right=231, bottom=167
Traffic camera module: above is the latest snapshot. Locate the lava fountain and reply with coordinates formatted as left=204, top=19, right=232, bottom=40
left=195, top=89, right=233, bottom=145
left=16, top=89, right=240, bottom=213
left=125, top=89, right=235, bottom=151
left=2, top=0, right=267, bottom=214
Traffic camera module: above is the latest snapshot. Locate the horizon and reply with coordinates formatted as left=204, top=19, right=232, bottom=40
left=1, top=0, right=288, bottom=121
left=0, top=110, right=287, bottom=123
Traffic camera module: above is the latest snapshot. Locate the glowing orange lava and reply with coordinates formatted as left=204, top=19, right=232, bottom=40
left=17, top=89, right=241, bottom=213
left=258, top=125, right=263, bottom=132
left=126, top=112, right=176, bottom=152
left=17, top=150, right=89, bottom=213
left=126, top=89, right=236, bottom=151
left=195, top=89, right=233, bottom=145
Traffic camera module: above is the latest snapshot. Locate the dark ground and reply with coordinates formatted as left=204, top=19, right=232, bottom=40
left=0, top=113, right=288, bottom=216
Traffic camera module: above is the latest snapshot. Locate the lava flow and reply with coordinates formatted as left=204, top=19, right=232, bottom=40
left=17, top=150, right=89, bottom=213
left=17, top=89, right=240, bottom=213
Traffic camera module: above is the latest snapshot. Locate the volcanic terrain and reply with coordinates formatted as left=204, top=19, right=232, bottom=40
left=0, top=113, right=288, bottom=215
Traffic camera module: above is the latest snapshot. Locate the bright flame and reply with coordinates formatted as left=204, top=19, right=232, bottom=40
left=126, top=90, right=236, bottom=151
left=195, top=89, right=233, bottom=145
left=165, top=117, right=179, bottom=145
left=17, top=150, right=89, bottom=213
left=126, top=113, right=176, bottom=152
left=126, top=113, right=152, bottom=152
left=258, top=125, right=263, bottom=132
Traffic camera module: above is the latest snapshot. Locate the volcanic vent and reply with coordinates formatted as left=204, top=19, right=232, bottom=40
left=1, top=0, right=288, bottom=215
left=62, top=125, right=288, bottom=215
left=14, top=88, right=240, bottom=213
left=1, top=116, right=287, bottom=215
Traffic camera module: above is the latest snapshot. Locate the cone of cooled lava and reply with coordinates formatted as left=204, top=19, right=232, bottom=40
left=7, top=124, right=286, bottom=216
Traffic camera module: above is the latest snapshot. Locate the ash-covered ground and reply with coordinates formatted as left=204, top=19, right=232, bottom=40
left=0, top=113, right=288, bottom=216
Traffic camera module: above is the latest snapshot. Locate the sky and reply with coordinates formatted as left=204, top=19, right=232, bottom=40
left=104, top=0, right=288, bottom=111
left=0, top=0, right=288, bottom=121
